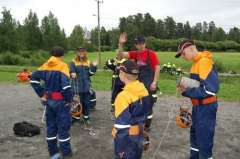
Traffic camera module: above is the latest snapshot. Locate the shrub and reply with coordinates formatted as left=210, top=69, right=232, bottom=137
left=101, top=45, right=112, bottom=51
left=82, top=42, right=97, bottom=52
left=0, top=51, right=49, bottom=66
left=147, top=38, right=240, bottom=52
left=214, top=60, right=226, bottom=73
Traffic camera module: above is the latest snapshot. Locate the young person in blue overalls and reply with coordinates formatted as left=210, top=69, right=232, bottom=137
left=70, top=47, right=98, bottom=124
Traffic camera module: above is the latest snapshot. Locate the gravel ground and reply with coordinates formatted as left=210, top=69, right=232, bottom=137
left=0, top=84, right=239, bottom=159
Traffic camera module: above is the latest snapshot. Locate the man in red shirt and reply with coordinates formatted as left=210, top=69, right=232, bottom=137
left=117, top=32, right=160, bottom=131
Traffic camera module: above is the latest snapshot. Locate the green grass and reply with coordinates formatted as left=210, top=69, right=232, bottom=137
left=157, top=52, right=240, bottom=73
left=64, top=51, right=240, bottom=73
left=0, top=71, right=18, bottom=83
left=91, top=71, right=112, bottom=91
left=0, top=65, right=37, bottom=73
left=0, top=51, right=240, bottom=101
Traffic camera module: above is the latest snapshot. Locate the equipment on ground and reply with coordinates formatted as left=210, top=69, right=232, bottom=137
left=13, top=121, right=40, bottom=137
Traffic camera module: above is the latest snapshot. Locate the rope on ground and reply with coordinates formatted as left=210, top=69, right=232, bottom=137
left=150, top=105, right=175, bottom=159
left=41, top=104, right=46, bottom=124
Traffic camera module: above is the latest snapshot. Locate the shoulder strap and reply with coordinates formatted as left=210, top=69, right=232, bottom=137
left=146, top=49, right=151, bottom=65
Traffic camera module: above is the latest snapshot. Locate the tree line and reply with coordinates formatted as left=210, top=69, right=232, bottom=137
left=1, top=8, right=240, bottom=54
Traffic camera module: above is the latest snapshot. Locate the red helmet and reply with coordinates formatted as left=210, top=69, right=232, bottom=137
left=176, top=107, right=192, bottom=129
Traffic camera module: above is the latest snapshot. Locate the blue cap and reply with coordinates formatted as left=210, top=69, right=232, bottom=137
left=134, top=35, right=145, bottom=44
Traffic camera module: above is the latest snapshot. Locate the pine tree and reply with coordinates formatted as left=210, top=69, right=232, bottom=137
left=68, top=25, right=84, bottom=49
left=23, top=10, right=42, bottom=50
left=0, top=8, right=19, bottom=53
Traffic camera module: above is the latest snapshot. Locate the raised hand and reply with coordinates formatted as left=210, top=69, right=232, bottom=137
left=92, top=60, right=98, bottom=66
left=71, top=73, right=77, bottom=79
left=119, top=32, right=127, bottom=44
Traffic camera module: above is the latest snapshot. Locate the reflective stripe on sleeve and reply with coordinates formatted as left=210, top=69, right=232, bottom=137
left=63, top=85, right=71, bottom=90
left=204, top=86, right=216, bottom=96
left=30, top=80, right=40, bottom=84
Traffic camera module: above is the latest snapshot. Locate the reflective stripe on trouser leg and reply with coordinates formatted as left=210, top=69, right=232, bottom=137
left=147, top=114, right=153, bottom=119
left=83, top=115, right=89, bottom=120
left=46, top=136, right=58, bottom=157
left=196, top=103, right=217, bottom=159
left=57, top=102, right=72, bottom=156
left=190, top=146, right=199, bottom=159
left=190, top=123, right=199, bottom=159
left=145, top=113, right=153, bottom=130
left=145, top=107, right=153, bottom=130
left=142, top=95, right=154, bottom=130
left=46, top=104, right=58, bottom=157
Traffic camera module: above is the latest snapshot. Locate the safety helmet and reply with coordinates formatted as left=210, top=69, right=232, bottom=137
left=177, top=68, right=182, bottom=71
left=71, top=96, right=82, bottom=119
left=176, top=107, right=192, bottom=128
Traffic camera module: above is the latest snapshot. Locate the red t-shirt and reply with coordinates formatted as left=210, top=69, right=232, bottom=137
left=128, top=49, right=160, bottom=71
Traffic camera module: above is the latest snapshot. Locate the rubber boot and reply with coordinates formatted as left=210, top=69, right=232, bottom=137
left=50, top=153, right=61, bottom=159
left=144, top=119, right=152, bottom=132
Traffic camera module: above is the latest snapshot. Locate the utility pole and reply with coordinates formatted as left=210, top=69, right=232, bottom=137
left=95, top=0, right=103, bottom=66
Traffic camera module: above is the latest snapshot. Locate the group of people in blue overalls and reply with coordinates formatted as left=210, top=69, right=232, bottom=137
left=30, top=47, right=97, bottom=159
left=30, top=32, right=219, bottom=159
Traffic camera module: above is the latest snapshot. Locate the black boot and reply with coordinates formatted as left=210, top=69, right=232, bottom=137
left=144, top=119, right=152, bottom=132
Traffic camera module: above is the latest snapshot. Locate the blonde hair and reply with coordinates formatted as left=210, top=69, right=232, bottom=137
left=75, top=51, right=88, bottom=62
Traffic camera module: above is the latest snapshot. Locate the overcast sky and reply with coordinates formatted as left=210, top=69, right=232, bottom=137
left=0, top=0, right=240, bottom=35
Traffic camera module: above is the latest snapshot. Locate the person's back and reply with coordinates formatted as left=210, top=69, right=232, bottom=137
left=30, top=46, right=73, bottom=159
left=112, top=60, right=148, bottom=159
left=114, top=80, right=148, bottom=126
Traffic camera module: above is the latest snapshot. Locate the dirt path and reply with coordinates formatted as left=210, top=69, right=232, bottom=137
left=0, top=84, right=239, bottom=159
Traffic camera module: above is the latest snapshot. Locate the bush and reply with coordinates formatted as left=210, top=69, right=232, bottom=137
left=29, top=53, right=46, bottom=66
left=82, top=42, right=97, bottom=52
left=0, top=52, right=26, bottom=65
left=101, top=45, right=112, bottom=51
left=214, top=60, right=226, bottom=73
left=146, top=37, right=181, bottom=51
left=146, top=37, right=240, bottom=52
left=0, top=51, right=49, bottom=66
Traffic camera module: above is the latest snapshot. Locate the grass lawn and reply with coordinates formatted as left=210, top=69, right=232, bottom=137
left=0, top=51, right=239, bottom=101
left=64, top=51, right=240, bottom=73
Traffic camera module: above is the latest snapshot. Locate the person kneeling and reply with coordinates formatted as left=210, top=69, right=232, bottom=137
left=112, top=60, right=148, bottom=159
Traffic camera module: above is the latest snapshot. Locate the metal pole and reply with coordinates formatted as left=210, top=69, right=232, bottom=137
left=97, top=0, right=101, bottom=66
